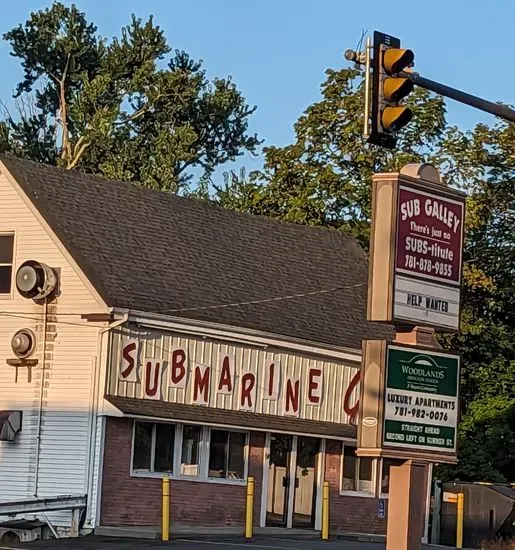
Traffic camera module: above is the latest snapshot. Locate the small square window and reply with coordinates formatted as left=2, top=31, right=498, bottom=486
left=0, top=234, right=14, bottom=294
left=132, top=421, right=175, bottom=473
left=342, top=444, right=374, bottom=494
left=208, top=429, right=246, bottom=480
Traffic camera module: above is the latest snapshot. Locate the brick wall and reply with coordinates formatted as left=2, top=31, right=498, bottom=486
left=100, top=417, right=264, bottom=528
left=100, top=419, right=428, bottom=534
left=325, top=440, right=388, bottom=535
left=325, top=440, right=430, bottom=537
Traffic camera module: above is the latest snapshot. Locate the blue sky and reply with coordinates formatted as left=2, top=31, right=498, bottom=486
left=0, top=0, right=512, bottom=179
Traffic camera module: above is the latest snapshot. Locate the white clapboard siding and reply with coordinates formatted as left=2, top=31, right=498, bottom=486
left=0, top=172, right=106, bottom=528
left=108, top=326, right=360, bottom=425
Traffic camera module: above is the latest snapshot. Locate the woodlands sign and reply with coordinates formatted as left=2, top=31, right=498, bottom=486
left=118, top=339, right=360, bottom=421
left=383, top=344, right=460, bottom=453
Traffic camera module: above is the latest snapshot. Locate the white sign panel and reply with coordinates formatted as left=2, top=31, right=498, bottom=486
left=394, top=276, right=460, bottom=330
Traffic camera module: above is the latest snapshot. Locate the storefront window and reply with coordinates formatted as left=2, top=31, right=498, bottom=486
left=341, top=444, right=374, bottom=494
left=132, top=421, right=175, bottom=473
left=380, top=458, right=404, bottom=495
left=131, top=420, right=249, bottom=483
left=133, top=421, right=153, bottom=471
left=154, top=423, right=175, bottom=472
left=181, top=425, right=201, bottom=476
left=208, top=430, right=246, bottom=480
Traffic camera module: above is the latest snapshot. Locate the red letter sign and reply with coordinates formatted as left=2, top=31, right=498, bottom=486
left=284, top=377, right=300, bottom=417
left=170, top=348, right=187, bottom=389
left=263, top=360, right=280, bottom=401
left=343, top=370, right=360, bottom=423
left=192, top=363, right=210, bottom=405
left=217, top=354, right=234, bottom=395
left=143, top=359, right=162, bottom=400
left=239, top=372, right=257, bottom=411
left=307, top=368, right=322, bottom=405
left=120, top=339, right=139, bottom=382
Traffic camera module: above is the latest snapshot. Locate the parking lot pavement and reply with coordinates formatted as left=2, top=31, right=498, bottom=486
left=0, top=535, right=386, bottom=550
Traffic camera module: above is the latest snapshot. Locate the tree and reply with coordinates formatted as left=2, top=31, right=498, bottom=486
left=0, top=2, right=260, bottom=193
left=215, top=66, right=446, bottom=249
left=214, top=66, right=515, bottom=482
left=436, top=120, right=515, bottom=482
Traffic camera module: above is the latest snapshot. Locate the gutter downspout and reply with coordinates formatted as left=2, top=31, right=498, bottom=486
left=34, top=298, right=48, bottom=497
left=85, top=312, right=129, bottom=525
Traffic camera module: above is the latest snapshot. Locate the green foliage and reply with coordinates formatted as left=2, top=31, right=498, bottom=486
left=1, top=2, right=260, bottom=192
left=214, top=66, right=447, bottom=249
left=214, top=66, right=515, bottom=482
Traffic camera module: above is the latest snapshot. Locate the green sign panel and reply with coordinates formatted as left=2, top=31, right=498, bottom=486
left=383, top=344, right=460, bottom=453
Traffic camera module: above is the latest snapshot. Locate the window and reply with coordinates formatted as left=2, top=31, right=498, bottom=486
left=341, top=444, right=374, bottom=494
left=380, top=457, right=404, bottom=495
left=181, top=425, right=201, bottom=476
left=132, top=421, right=175, bottom=473
left=208, top=430, right=246, bottom=480
left=131, top=421, right=249, bottom=484
left=133, top=422, right=153, bottom=470
left=0, top=234, right=14, bottom=294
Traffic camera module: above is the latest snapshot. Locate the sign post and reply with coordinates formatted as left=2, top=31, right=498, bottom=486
left=358, top=163, right=466, bottom=550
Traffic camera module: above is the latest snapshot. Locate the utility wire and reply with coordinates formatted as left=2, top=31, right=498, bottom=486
left=156, top=282, right=366, bottom=314
left=0, top=281, right=366, bottom=321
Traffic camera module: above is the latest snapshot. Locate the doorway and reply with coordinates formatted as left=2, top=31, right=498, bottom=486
left=265, top=434, right=321, bottom=529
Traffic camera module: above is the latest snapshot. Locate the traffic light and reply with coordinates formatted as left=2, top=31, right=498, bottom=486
left=368, top=31, right=415, bottom=149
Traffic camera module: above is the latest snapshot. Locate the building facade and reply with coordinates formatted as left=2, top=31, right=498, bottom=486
left=0, top=155, right=431, bottom=539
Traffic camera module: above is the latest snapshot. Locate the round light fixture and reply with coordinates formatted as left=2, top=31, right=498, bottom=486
left=11, top=329, right=36, bottom=359
left=15, top=260, right=57, bottom=300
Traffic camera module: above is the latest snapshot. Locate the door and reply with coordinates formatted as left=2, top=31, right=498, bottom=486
left=292, top=437, right=320, bottom=528
left=265, top=434, right=321, bottom=529
left=266, top=434, right=292, bottom=526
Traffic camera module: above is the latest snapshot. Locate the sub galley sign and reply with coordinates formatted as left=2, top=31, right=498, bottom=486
left=396, top=185, right=464, bottom=285
left=117, top=341, right=345, bottom=418
left=394, top=184, right=465, bottom=331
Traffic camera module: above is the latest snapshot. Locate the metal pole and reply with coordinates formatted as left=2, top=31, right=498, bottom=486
left=34, top=297, right=48, bottom=498
left=162, top=477, right=170, bottom=541
left=245, top=475, right=255, bottom=540
left=401, top=71, right=515, bottom=123
left=456, top=492, right=464, bottom=549
left=321, top=481, right=330, bottom=540
left=431, top=480, right=442, bottom=545
left=363, top=36, right=372, bottom=138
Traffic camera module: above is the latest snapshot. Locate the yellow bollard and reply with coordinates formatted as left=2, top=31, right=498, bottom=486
left=322, top=481, right=330, bottom=540
left=162, top=476, right=170, bottom=541
left=245, top=475, right=255, bottom=540
left=456, top=492, right=464, bottom=549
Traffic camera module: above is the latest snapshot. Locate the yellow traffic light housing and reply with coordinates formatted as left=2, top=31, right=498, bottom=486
left=367, top=32, right=415, bottom=149
left=383, top=48, right=414, bottom=74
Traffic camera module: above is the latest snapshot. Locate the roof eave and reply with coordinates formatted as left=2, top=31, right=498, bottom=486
left=109, top=306, right=362, bottom=363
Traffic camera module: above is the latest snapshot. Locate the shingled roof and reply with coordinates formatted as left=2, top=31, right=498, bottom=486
left=1, top=154, right=391, bottom=349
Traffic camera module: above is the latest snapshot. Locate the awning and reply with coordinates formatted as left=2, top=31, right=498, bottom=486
left=105, top=395, right=356, bottom=440
left=0, top=411, right=22, bottom=441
